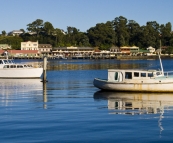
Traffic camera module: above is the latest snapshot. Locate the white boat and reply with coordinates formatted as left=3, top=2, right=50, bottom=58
left=0, top=59, right=43, bottom=79
left=93, top=55, right=173, bottom=92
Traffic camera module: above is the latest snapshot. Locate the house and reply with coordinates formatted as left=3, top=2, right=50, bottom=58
left=147, top=46, right=155, bottom=53
left=8, top=30, right=23, bottom=36
left=110, top=46, right=120, bottom=52
left=38, top=44, right=52, bottom=53
left=120, top=46, right=139, bottom=55
left=21, top=41, right=39, bottom=50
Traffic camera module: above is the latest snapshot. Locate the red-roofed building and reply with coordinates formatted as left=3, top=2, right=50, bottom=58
left=0, top=50, right=39, bottom=58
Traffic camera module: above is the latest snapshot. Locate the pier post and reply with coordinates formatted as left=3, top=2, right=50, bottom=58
left=42, top=56, right=48, bottom=82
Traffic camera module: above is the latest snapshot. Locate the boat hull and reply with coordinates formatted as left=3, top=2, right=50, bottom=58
left=93, top=78, right=173, bottom=92
left=0, top=68, right=43, bottom=79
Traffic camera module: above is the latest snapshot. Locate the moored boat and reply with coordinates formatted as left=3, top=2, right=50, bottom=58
left=93, top=55, right=173, bottom=92
left=0, top=59, right=43, bottom=79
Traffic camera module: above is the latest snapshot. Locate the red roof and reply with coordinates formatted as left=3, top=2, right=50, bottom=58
left=0, top=50, right=39, bottom=54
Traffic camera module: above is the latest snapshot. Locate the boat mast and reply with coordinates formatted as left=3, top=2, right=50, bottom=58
left=159, top=39, right=164, bottom=75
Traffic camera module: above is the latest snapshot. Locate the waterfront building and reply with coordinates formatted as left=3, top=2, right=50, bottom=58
left=147, top=46, right=155, bottom=53
left=21, top=41, right=39, bottom=50
left=0, top=50, right=39, bottom=58
left=120, top=46, right=139, bottom=55
left=52, top=46, right=94, bottom=57
left=38, top=44, right=52, bottom=54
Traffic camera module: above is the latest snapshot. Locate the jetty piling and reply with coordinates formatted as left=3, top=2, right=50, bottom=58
left=42, top=56, right=48, bottom=82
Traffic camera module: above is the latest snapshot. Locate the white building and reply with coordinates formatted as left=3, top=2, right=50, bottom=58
left=147, top=46, right=155, bottom=53
left=21, top=41, right=38, bottom=50
left=8, top=30, right=23, bottom=36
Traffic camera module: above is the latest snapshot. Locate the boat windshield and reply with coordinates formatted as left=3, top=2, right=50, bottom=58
left=8, top=60, right=14, bottom=64
left=3, top=60, right=8, bottom=64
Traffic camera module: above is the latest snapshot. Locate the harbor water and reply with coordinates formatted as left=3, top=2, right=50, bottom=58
left=1, top=59, right=173, bottom=142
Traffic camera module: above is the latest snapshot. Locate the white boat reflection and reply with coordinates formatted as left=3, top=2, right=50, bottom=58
left=93, top=91, right=173, bottom=114
left=0, top=79, right=43, bottom=106
left=93, top=91, right=173, bottom=135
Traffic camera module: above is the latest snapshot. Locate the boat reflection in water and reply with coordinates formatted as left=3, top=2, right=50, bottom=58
left=94, top=91, right=173, bottom=114
left=94, top=91, right=173, bottom=134
left=0, top=79, right=44, bottom=106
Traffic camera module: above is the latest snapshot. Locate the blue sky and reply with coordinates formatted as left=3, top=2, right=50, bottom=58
left=0, top=0, right=173, bottom=33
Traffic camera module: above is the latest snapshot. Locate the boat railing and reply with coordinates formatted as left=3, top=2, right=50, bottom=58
left=20, top=62, right=43, bottom=68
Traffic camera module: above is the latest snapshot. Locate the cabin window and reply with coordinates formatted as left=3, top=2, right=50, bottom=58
left=10, top=65, right=16, bottom=68
left=134, top=72, right=139, bottom=77
left=141, top=73, right=146, bottom=77
left=114, top=72, right=118, bottom=80
left=3, top=65, right=8, bottom=68
left=0, top=60, right=3, bottom=64
left=148, top=73, right=153, bottom=77
left=17, top=65, right=23, bottom=68
left=125, top=72, right=132, bottom=79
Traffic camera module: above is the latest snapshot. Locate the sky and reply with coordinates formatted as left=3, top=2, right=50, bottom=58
left=0, top=0, right=173, bottom=33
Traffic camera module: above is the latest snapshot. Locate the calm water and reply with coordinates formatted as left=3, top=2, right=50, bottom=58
left=1, top=59, right=173, bottom=143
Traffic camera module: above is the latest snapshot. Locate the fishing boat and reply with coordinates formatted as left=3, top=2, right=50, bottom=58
left=0, top=59, right=43, bottom=79
left=93, top=54, right=173, bottom=92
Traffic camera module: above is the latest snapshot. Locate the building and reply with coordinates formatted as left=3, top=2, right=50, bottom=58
left=8, top=30, right=23, bottom=36
left=0, top=44, right=11, bottom=50
left=21, top=41, right=39, bottom=50
left=147, top=46, right=155, bottom=53
left=38, top=44, right=52, bottom=54
left=52, top=46, right=94, bottom=56
left=110, top=46, right=120, bottom=52
left=0, top=50, right=39, bottom=57
left=120, top=46, right=139, bottom=55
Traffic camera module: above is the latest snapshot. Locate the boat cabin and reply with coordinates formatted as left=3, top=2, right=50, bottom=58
left=108, top=69, right=163, bottom=82
left=0, top=59, right=32, bottom=69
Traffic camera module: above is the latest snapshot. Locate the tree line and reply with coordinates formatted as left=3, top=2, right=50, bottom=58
left=0, top=16, right=173, bottom=53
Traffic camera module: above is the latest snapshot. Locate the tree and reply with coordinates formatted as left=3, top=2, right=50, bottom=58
left=113, top=16, right=129, bottom=47
left=160, top=22, right=172, bottom=46
left=27, top=19, right=44, bottom=37
left=44, top=21, right=54, bottom=35
left=127, top=20, right=141, bottom=46
left=20, top=29, right=25, bottom=34
left=1, top=30, right=6, bottom=36
left=53, top=28, right=65, bottom=47
left=87, top=21, right=115, bottom=49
